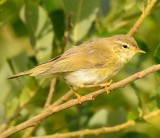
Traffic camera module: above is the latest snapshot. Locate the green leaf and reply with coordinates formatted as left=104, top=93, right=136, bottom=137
left=34, top=5, right=54, bottom=63
left=130, top=83, right=142, bottom=108
left=121, top=132, right=149, bottom=138
left=0, top=0, right=7, bottom=5
left=0, top=104, right=5, bottom=124
left=88, top=108, right=126, bottom=128
left=88, top=109, right=108, bottom=127
left=149, top=87, right=160, bottom=110
left=35, top=6, right=48, bottom=38
left=0, top=0, right=22, bottom=26
left=20, top=3, right=54, bottom=62
left=25, top=2, right=38, bottom=36
left=43, top=0, right=65, bottom=43
left=49, top=9, right=65, bottom=40
left=135, top=0, right=148, bottom=12
left=19, top=77, right=38, bottom=107
left=154, top=43, right=160, bottom=64
left=43, top=0, right=63, bottom=13
left=35, top=31, right=53, bottom=63
left=62, top=0, right=100, bottom=43
left=127, top=111, right=139, bottom=120
left=6, top=97, right=19, bottom=118
left=19, top=87, right=34, bottom=106
left=136, top=38, right=149, bottom=53
left=8, top=53, right=34, bottom=74
left=20, top=2, right=39, bottom=46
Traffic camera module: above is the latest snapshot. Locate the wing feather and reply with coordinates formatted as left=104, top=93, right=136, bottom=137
left=37, top=38, right=116, bottom=76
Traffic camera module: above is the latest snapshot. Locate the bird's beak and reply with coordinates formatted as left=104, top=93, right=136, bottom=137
left=134, top=49, right=146, bottom=54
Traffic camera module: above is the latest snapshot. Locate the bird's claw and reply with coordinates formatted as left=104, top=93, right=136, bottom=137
left=76, top=93, right=83, bottom=105
left=71, top=88, right=83, bottom=105
left=101, top=80, right=113, bottom=94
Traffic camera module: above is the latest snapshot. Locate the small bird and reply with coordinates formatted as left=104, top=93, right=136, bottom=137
left=9, top=34, right=145, bottom=103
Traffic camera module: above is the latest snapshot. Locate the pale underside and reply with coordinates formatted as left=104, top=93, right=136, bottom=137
left=62, top=66, right=121, bottom=87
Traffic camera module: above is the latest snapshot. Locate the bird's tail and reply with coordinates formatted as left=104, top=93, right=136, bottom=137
left=8, top=70, right=32, bottom=79
left=8, top=62, right=52, bottom=79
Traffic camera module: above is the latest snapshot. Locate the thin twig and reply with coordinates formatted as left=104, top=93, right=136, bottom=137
left=53, top=90, right=73, bottom=106
left=44, top=78, right=57, bottom=108
left=62, top=13, right=73, bottom=53
left=30, top=109, right=160, bottom=138
left=1, top=64, right=160, bottom=138
left=127, top=0, right=157, bottom=36
left=32, top=121, right=135, bottom=138
left=143, top=109, right=160, bottom=120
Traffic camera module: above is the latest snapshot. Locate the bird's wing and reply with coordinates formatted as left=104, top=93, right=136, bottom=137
left=36, top=39, right=117, bottom=76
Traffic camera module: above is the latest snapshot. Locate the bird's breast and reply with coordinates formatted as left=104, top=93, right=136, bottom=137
left=62, top=66, right=121, bottom=87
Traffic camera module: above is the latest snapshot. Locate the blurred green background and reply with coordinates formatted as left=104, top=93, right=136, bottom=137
left=0, top=0, right=160, bottom=138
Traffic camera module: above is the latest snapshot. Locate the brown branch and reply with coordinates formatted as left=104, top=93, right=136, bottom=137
left=53, top=90, right=73, bottom=106
left=1, top=64, right=160, bottom=138
left=44, top=78, right=57, bottom=108
left=127, top=0, right=157, bottom=36
left=30, top=109, right=160, bottom=138
left=32, top=121, right=135, bottom=138
left=143, top=109, right=160, bottom=120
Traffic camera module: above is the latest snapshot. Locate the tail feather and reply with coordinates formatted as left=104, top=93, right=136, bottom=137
left=8, top=62, right=52, bottom=79
left=8, top=70, right=32, bottom=79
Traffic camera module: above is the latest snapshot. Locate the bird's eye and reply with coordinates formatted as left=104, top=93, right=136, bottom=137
left=122, top=45, right=128, bottom=48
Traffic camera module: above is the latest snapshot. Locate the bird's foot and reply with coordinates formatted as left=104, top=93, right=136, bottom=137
left=73, top=91, right=83, bottom=105
left=69, top=85, right=83, bottom=105
left=100, top=80, right=113, bottom=94
left=67, top=84, right=83, bottom=105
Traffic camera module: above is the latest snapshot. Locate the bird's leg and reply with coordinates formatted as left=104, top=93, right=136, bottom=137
left=76, top=80, right=113, bottom=94
left=68, top=85, right=82, bottom=105
left=63, top=76, right=83, bottom=104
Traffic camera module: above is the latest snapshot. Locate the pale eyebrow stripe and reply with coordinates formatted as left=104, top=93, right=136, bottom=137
left=114, top=41, right=129, bottom=46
